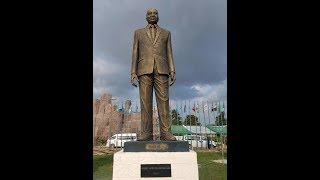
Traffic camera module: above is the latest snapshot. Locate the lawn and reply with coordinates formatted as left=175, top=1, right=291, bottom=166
left=93, top=151, right=227, bottom=180
left=93, top=154, right=113, bottom=180
left=197, top=151, right=227, bottom=180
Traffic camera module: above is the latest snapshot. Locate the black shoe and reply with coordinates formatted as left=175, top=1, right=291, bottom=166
left=137, top=134, right=153, bottom=141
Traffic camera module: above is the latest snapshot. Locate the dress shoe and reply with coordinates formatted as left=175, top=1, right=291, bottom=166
left=160, top=133, right=176, bottom=141
left=137, top=134, right=153, bottom=141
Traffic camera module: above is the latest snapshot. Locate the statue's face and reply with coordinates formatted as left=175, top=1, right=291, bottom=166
left=146, top=8, right=158, bottom=24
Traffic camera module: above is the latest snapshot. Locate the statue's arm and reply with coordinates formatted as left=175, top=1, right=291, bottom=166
left=167, top=31, right=175, bottom=74
left=131, top=30, right=139, bottom=87
left=167, top=31, right=176, bottom=86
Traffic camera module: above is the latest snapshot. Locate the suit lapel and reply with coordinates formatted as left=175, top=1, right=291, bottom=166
left=153, top=26, right=162, bottom=45
left=145, top=26, right=153, bottom=44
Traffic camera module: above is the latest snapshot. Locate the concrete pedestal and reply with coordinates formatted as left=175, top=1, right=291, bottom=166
left=112, top=150, right=199, bottom=180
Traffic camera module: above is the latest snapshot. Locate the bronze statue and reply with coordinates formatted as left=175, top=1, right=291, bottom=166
left=131, top=8, right=176, bottom=141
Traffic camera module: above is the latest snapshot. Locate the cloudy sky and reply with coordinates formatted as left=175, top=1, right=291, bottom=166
left=93, top=0, right=227, bottom=112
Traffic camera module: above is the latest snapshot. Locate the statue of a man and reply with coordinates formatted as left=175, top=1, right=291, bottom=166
left=131, top=8, right=176, bottom=141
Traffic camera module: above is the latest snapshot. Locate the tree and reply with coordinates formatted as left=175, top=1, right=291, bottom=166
left=183, top=115, right=201, bottom=125
left=215, top=111, right=227, bottom=125
left=171, top=109, right=183, bottom=125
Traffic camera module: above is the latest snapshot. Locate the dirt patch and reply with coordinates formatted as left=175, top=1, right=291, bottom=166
left=93, top=146, right=226, bottom=155
left=93, top=146, right=121, bottom=155
left=212, top=159, right=227, bottom=164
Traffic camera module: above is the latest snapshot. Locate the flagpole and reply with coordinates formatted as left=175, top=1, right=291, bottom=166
left=197, top=101, right=200, bottom=149
left=176, top=100, right=178, bottom=126
left=217, top=101, right=221, bottom=150
left=199, top=101, right=202, bottom=148
left=222, top=100, right=225, bottom=165
left=129, top=100, right=133, bottom=141
left=188, top=99, right=191, bottom=149
left=194, top=101, right=198, bottom=149
left=207, top=100, right=212, bottom=148
left=178, top=100, right=181, bottom=137
left=119, top=101, right=123, bottom=150
left=215, top=100, right=221, bottom=151
left=202, top=101, right=206, bottom=149
left=218, top=100, right=224, bottom=164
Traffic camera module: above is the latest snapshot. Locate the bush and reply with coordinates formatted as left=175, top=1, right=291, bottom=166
left=95, top=137, right=108, bottom=146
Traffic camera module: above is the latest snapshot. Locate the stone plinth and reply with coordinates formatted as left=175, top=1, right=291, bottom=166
left=113, top=141, right=199, bottom=179
left=112, top=150, right=199, bottom=180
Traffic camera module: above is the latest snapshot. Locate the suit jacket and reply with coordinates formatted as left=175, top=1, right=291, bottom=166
left=131, top=25, right=175, bottom=76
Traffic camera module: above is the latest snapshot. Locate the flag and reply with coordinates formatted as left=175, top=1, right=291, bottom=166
left=196, top=103, right=199, bottom=113
left=204, top=103, right=208, bottom=111
left=192, top=102, right=198, bottom=112
left=211, top=102, right=213, bottom=112
left=213, top=102, right=217, bottom=111
left=119, top=102, right=123, bottom=112
left=222, top=101, right=225, bottom=112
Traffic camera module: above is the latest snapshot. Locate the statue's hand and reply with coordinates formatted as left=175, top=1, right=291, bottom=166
left=169, top=72, right=176, bottom=86
left=131, top=73, right=139, bottom=87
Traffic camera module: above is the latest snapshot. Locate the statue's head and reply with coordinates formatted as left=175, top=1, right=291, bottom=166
left=146, top=8, right=158, bottom=24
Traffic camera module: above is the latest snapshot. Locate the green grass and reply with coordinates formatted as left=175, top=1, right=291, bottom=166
left=93, top=154, right=113, bottom=180
left=197, top=151, right=227, bottom=180
left=93, top=151, right=227, bottom=180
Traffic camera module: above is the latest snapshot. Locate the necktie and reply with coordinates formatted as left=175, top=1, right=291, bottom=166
left=151, top=25, right=155, bottom=42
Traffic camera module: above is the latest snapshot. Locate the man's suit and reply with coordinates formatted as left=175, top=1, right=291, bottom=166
left=131, top=24, right=175, bottom=140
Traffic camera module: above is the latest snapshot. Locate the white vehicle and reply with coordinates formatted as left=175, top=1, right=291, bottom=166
left=106, top=133, right=137, bottom=148
left=208, top=138, right=217, bottom=148
left=183, top=135, right=216, bottom=149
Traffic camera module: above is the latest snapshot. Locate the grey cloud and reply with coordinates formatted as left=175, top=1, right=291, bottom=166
left=93, top=0, right=226, bottom=101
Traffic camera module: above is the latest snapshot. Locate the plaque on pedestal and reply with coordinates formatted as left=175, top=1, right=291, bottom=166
left=124, top=141, right=189, bottom=152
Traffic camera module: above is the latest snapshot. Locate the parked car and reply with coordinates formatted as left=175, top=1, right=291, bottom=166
left=106, top=133, right=137, bottom=148
left=182, top=135, right=216, bottom=149
left=206, top=137, right=217, bottom=149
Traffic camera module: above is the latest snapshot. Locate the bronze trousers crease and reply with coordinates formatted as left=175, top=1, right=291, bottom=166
left=138, top=64, right=171, bottom=136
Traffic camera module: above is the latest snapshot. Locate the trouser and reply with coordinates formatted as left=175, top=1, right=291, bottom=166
left=138, top=62, right=171, bottom=136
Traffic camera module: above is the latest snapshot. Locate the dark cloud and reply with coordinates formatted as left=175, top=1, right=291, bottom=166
left=93, top=0, right=226, bottom=101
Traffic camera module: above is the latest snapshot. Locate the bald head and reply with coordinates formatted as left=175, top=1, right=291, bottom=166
left=146, top=8, right=159, bottom=24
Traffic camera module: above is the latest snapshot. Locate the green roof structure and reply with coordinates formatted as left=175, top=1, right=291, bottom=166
left=206, top=125, right=227, bottom=136
left=170, top=125, right=192, bottom=135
